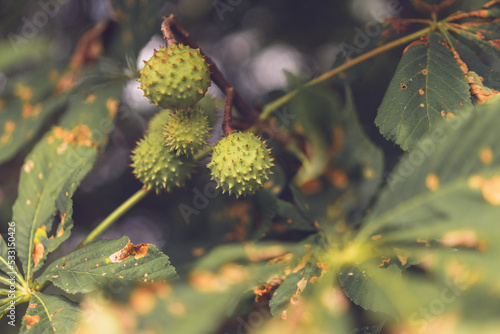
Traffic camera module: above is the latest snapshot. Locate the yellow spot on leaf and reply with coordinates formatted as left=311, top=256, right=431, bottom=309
left=420, top=103, right=425, bottom=108
left=15, top=83, right=33, bottom=101
left=419, top=89, right=424, bottom=95
left=1, top=121, right=16, bottom=143
left=130, top=286, right=156, bottom=315
left=327, top=168, right=348, bottom=188
left=481, top=176, right=500, bottom=206
left=22, top=103, right=42, bottom=119
left=86, top=94, right=97, bottom=103
left=38, top=173, right=43, bottom=180
left=363, top=168, right=374, bottom=179
left=480, top=147, right=493, bottom=164
left=168, top=301, right=187, bottom=316
left=28, top=304, right=36, bottom=308
left=426, top=173, right=439, bottom=191
left=106, top=98, right=119, bottom=117
left=441, top=110, right=446, bottom=117
left=422, top=69, right=428, bottom=75
left=24, top=315, right=40, bottom=329
left=49, top=125, right=95, bottom=148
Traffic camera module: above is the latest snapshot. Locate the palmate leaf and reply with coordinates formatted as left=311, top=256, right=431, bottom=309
left=352, top=102, right=500, bottom=313
left=376, top=31, right=473, bottom=151
left=75, top=242, right=290, bottom=334
left=20, top=293, right=80, bottom=334
left=37, top=237, right=177, bottom=294
left=13, top=84, right=123, bottom=282
left=0, top=66, right=67, bottom=164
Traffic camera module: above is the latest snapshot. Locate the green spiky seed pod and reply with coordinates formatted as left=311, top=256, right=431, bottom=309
left=207, top=132, right=274, bottom=197
left=163, top=106, right=211, bottom=157
left=148, top=109, right=172, bottom=134
left=131, top=131, right=194, bottom=193
left=138, top=44, right=211, bottom=109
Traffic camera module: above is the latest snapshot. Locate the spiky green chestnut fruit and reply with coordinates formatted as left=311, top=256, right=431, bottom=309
left=163, top=106, right=211, bottom=157
left=131, top=131, right=194, bottom=193
left=138, top=44, right=211, bottom=109
left=148, top=109, right=172, bottom=134
left=207, top=132, right=274, bottom=197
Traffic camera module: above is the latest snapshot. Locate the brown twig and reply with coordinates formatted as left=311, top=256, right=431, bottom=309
left=223, top=87, right=235, bottom=136
left=161, top=15, right=180, bottom=46
left=160, top=15, right=259, bottom=124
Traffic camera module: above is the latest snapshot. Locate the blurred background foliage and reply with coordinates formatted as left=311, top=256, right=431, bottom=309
left=0, top=0, right=498, bottom=332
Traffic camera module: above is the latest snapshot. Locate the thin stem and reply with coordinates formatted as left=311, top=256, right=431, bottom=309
left=194, top=145, right=213, bottom=161
left=161, top=16, right=179, bottom=46
left=223, top=87, right=235, bottom=136
left=260, top=26, right=431, bottom=122
left=78, top=188, right=151, bottom=248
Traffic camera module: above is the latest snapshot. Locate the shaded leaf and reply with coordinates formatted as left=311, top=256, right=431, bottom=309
left=288, top=84, right=342, bottom=185
left=0, top=67, right=67, bottom=164
left=20, top=293, right=80, bottom=334
left=37, top=236, right=176, bottom=294
left=13, top=84, right=123, bottom=281
left=291, top=86, right=384, bottom=227
left=359, top=102, right=500, bottom=291
left=376, top=31, right=473, bottom=150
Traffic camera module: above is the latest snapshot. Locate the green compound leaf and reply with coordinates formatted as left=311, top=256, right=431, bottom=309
left=358, top=102, right=500, bottom=292
left=13, top=84, right=123, bottom=282
left=376, top=31, right=473, bottom=151
left=37, top=236, right=177, bottom=294
left=0, top=67, right=67, bottom=165
left=20, top=293, right=80, bottom=334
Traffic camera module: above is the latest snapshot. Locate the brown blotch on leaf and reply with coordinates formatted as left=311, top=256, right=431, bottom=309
left=441, top=230, right=486, bottom=251
left=480, top=147, right=493, bottom=164
left=422, top=69, right=428, bottom=76
left=108, top=241, right=150, bottom=263
left=480, top=176, right=500, bottom=206
left=33, top=242, right=45, bottom=267
left=403, top=35, right=428, bottom=54
left=426, top=173, right=439, bottom=191
left=400, top=83, right=408, bottom=90
left=326, top=168, right=348, bottom=188
left=130, top=286, right=156, bottom=315
left=24, top=315, right=40, bottom=329
left=419, top=89, right=425, bottom=95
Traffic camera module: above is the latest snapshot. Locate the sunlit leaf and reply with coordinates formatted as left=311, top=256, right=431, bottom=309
left=37, top=236, right=176, bottom=294
left=376, top=31, right=473, bottom=150
left=13, top=84, right=123, bottom=281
